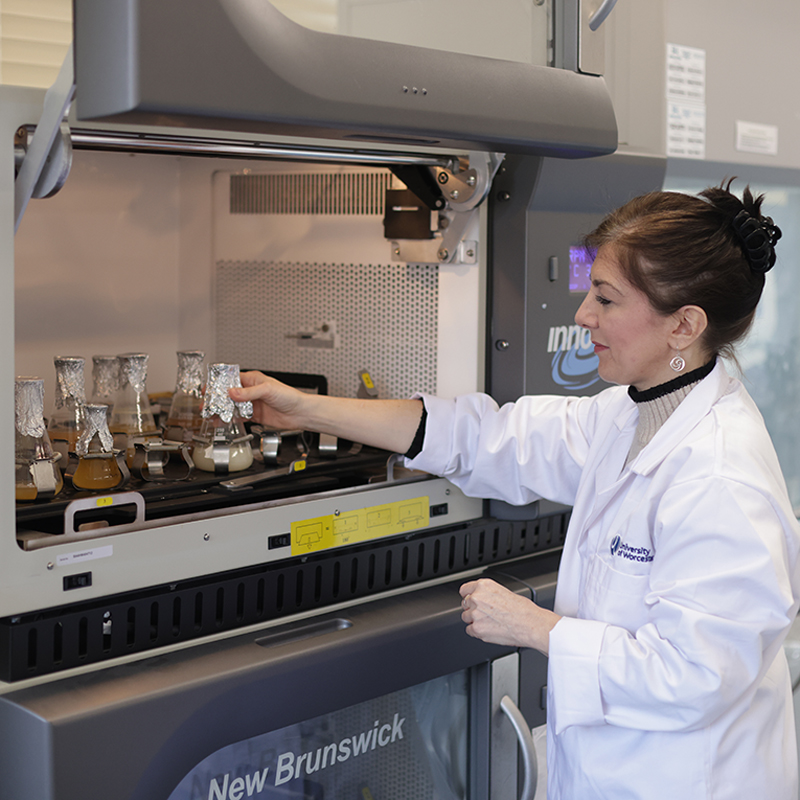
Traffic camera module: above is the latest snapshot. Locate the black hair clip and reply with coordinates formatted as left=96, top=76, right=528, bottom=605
left=731, top=209, right=782, bottom=274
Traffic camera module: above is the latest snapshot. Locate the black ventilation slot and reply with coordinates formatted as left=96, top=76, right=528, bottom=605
left=229, top=172, right=391, bottom=215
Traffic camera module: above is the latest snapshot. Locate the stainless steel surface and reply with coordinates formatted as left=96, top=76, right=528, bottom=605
left=29, top=460, right=59, bottom=499
left=588, top=0, right=618, bottom=30
left=14, top=45, right=75, bottom=232
left=258, top=431, right=281, bottom=465
left=219, top=457, right=307, bottom=490
left=491, top=653, right=521, bottom=800
left=501, top=694, right=539, bottom=800
left=68, top=129, right=457, bottom=169
left=318, top=433, right=339, bottom=458
left=390, top=151, right=502, bottom=264
left=579, top=0, right=607, bottom=75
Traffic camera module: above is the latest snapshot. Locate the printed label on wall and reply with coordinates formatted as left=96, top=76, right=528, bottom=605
left=666, top=44, right=706, bottom=160
left=666, top=44, right=705, bottom=104
left=735, top=121, right=779, bottom=156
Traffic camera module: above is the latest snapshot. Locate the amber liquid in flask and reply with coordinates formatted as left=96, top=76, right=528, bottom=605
left=72, top=404, right=123, bottom=491
left=72, top=452, right=122, bottom=491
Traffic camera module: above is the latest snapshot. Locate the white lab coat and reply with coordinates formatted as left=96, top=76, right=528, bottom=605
left=406, top=360, right=800, bottom=799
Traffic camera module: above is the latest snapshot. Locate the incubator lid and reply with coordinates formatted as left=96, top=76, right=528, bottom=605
left=72, top=0, right=618, bottom=159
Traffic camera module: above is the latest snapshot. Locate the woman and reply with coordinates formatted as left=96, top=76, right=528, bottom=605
left=231, top=182, right=800, bottom=799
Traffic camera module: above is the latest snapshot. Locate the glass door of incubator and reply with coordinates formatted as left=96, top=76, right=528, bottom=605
left=165, top=655, right=534, bottom=800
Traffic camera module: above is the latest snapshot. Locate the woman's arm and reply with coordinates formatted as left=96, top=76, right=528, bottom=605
left=229, top=371, right=424, bottom=454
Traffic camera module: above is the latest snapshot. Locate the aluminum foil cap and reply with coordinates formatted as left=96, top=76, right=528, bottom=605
left=76, top=404, right=114, bottom=457
left=117, top=353, right=149, bottom=393
left=92, top=355, right=119, bottom=400
left=175, top=351, right=205, bottom=396
left=15, top=377, right=46, bottom=438
left=54, top=356, right=86, bottom=408
left=203, top=363, right=252, bottom=423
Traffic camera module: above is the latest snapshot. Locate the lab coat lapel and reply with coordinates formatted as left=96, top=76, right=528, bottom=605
left=558, top=400, right=638, bottom=612
left=578, top=400, right=639, bottom=531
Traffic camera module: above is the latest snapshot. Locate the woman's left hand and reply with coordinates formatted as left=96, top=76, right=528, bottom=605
left=459, top=578, right=561, bottom=655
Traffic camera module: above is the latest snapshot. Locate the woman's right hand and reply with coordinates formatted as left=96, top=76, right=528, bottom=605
left=229, top=371, right=310, bottom=431
left=231, top=372, right=424, bottom=454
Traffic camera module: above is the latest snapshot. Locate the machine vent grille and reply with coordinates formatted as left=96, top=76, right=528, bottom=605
left=216, top=260, right=438, bottom=399
left=0, top=513, right=568, bottom=681
left=230, top=172, right=390, bottom=215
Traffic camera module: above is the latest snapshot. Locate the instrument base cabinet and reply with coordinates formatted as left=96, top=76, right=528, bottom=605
left=0, top=557, right=558, bottom=800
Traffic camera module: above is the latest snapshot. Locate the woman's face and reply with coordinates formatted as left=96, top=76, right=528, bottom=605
left=574, top=246, right=679, bottom=391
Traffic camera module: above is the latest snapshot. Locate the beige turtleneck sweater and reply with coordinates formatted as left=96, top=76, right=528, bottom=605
left=625, top=381, right=702, bottom=467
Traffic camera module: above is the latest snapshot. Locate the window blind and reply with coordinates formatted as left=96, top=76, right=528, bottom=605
left=0, top=0, right=71, bottom=89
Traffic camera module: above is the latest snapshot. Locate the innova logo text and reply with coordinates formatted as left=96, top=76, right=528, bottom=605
left=547, top=324, right=600, bottom=390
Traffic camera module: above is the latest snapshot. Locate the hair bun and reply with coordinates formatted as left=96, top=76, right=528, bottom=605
left=731, top=209, right=782, bottom=274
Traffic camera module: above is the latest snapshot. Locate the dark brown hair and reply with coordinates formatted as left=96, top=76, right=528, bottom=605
left=583, top=181, right=777, bottom=360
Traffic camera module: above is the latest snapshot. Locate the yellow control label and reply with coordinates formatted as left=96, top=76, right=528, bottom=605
left=361, top=371, right=375, bottom=389
left=96, top=497, right=114, bottom=507
left=291, top=496, right=430, bottom=555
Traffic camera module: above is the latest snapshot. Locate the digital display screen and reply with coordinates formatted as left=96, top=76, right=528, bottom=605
left=569, top=245, right=593, bottom=293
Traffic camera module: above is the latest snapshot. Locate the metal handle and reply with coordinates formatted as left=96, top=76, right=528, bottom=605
left=588, top=0, right=618, bottom=30
left=386, top=453, right=403, bottom=482
left=63, top=491, right=145, bottom=535
left=219, top=457, right=307, bottom=490
left=500, top=695, right=538, bottom=800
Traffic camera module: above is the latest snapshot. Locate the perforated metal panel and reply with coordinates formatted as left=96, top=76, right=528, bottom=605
left=215, top=260, right=438, bottom=399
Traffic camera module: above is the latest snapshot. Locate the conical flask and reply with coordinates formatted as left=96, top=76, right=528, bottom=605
left=192, top=363, right=254, bottom=473
left=109, top=353, right=159, bottom=466
left=90, top=355, right=119, bottom=406
left=15, top=377, right=63, bottom=501
left=72, top=404, right=124, bottom=491
left=47, top=355, right=87, bottom=468
left=164, top=350, right=205, bottom=444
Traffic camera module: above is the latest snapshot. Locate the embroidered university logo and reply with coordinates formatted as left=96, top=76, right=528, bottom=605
left=610, top=536, right=654, bottom=563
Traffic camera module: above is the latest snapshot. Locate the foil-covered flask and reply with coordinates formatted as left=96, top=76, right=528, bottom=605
left=164, top=350, right=205, bottom=444
left=192, top=363, right=254, bottom=473
left=47, top=355, right=87, bottom=468
left=72, top=404, right=124, bottom=491
left=15, top=377, right=63, bottom=501
left=109, top=353, right=159, bottom=466
left=90, top=355, right=119, bottom=406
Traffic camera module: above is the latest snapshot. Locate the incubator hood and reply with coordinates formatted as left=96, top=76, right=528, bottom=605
left=72, top=0, right=618, bottom=158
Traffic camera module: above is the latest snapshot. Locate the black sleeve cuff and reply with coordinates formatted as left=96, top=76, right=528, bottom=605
left=404, top=402, right=428, bottom=459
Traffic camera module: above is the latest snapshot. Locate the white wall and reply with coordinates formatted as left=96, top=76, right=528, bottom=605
left=14, top=150, right=182, bottom=411
left=666, top=0, right=800, bottom=169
